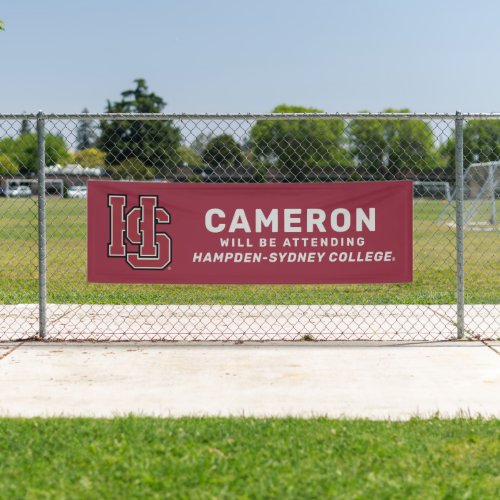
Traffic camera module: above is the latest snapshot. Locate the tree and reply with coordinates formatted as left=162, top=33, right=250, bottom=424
left=0, top=133, right=71, bottom=175
left=176, top=146, right=203, bottom=167
left=76, top=108, right=97, bottom=150
left=0, top=20, right=4, bottom=31
left=106, top=158, right=155, bottom=181
left=349, top=116, right=385, bottom=176
left=440, top=120, right=500, bottom=172
left=20, top=117, right=31, bottom=135
left=97, top=79, right=181, bottom=177
left=202, top=135, right=243, bottom=172
left=249, top=104, right=350, bottom=181
left=350, top=109, right=439, bottom=179
left=0, top=153, right=19, bottom=176
left=191, top=132, right=214, bottom=156
left=73, top=147, right=106, bottom=167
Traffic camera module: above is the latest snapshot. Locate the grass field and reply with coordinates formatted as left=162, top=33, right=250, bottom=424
left=0, top=198, right=498, bottom=305
left=0, top=417, right=498, bottom=498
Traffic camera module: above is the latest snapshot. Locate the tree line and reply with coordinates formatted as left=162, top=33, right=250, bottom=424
left=2, top=79, right=500, bottom=180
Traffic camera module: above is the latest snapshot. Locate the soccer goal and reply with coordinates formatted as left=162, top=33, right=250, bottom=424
left=413, top=181, right=452, bottom=201
left=439, top=162, right=499, bottom=229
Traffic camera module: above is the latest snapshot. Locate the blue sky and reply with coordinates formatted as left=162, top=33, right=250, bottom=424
left=2, top=0, right=500, bottom=114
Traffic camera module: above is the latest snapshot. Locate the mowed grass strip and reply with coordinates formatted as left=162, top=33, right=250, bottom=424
left=0, top=417, right=498, bottom=498
left=0, top=198, right=498, bottom=304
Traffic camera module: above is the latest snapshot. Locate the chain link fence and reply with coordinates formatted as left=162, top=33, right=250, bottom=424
left=0, top=112, right=498, bottom=341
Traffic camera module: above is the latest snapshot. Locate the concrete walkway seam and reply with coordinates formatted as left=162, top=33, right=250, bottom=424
left=0, top=342, right=24, bottom=362
left=484, top=341, right=500, bottom=356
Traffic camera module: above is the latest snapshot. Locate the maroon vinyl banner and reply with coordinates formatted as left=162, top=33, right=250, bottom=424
left=87, top=181, right=413, bottom=284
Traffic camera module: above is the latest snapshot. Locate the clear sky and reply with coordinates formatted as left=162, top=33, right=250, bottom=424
left=2, top=0, right=500, bottom=114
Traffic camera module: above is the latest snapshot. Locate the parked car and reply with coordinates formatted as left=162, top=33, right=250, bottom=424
left=8, top=185, right=32, bottom=197
left=67, top=185, right=87, bottom=199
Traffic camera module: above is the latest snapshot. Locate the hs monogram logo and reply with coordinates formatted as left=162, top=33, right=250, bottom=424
left=107, top=194, right=172, bottom=270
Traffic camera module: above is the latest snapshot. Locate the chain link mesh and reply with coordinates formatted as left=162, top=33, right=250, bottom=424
left=0, top=113, right=498, bottom=341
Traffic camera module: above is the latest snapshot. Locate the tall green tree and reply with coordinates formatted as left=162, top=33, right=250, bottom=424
left=249, top=104, right=350, bottom=181
left=191, top=132, right=214, bottom=156
left=0, top=134, right=70, bottom=175
left=440, top=120, right=500, bottom=171
left=107, top=158, right=155, bottom=181
left=177, top=146, right=203, bottom=167
left=349, top=116, right=385, bottom=176
left=76, top=108, right=97, bottom=150
left=73, top=147, right=106, bottom=167
left=0, top=153, right=19, bottom=176
left=20, top=117, right=31, bottom=135
left=202, top=134, right=243, bottom=172
left=97, top=79, right=181, bottom=178
left=350, top=109, right=439, bottom=179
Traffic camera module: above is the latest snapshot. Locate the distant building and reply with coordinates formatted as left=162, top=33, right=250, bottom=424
left=46, top=164, right=107, bottom=187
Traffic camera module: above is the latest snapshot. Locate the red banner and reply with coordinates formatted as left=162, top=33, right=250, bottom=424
left=87, top=181, right=413, bottom=284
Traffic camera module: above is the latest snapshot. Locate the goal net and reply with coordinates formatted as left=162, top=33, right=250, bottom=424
left=439, top=162, right=499, bottom=229
left=414, top=181, right=452, bottom=201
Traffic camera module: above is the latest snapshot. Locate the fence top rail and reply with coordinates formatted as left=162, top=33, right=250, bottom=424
left=2, top=111, right=500, bottom=121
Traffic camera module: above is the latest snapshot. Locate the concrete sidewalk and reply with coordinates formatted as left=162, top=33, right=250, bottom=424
left=1, top=342, right=499, bottom=419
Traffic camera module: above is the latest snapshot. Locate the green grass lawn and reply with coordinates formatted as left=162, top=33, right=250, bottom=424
left=0, top=198, right=498, bottom=305
left=0, top=417, right=498, bottom=498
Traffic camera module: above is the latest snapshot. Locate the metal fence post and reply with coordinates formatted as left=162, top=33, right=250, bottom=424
left=37, top=111, right=47, bottom=338
left=455, top=111, right=465, bottom=339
